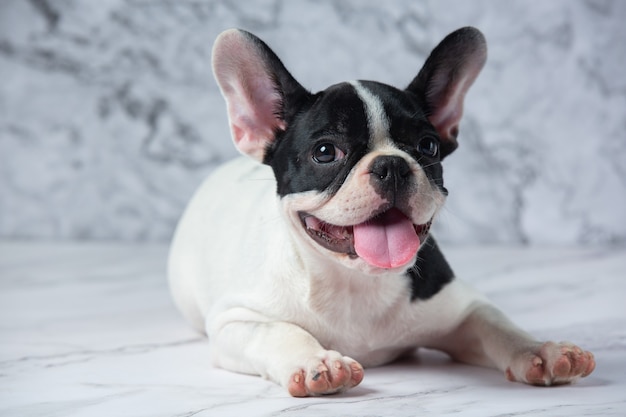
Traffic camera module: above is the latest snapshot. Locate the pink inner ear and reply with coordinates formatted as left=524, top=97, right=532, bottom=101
left=213, top=30, right=286, bottom=161
left=424, top=36, right=486, bottom=146
left=226, top=81, right=285, bottom=160
left=427, top=78, right=468, bottom=141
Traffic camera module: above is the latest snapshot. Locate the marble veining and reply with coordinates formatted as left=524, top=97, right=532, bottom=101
left=1, top=0, right=625, bottom=245
left=1, top=242, right=624, bottom=416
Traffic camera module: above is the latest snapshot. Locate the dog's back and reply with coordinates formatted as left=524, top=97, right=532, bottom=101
left=168, top=157, right=279, bottom=333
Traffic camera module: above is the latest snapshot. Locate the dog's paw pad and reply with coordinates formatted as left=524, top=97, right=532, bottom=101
left=524, top=356, right=548, bottom=385
left=507, top=341, right=595, bottom=386
left=287, top=352, right=363, bottom=397
left=288, top=370, right=309, bottom=397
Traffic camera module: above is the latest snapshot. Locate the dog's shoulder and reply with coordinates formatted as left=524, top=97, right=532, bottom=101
left=210, top=156, right=274, bottom=187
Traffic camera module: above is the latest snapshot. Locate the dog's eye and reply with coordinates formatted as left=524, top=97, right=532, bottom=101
left=417, top=136, right=439, bottom=158
left=312, top=143, right=345, bottom=164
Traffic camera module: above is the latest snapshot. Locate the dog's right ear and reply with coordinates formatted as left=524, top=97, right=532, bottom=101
left=407, top=27, right=487, bottom=159
left=212, top=29, right=308, bottom=162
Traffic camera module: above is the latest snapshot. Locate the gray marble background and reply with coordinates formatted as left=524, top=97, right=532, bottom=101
left=1, top=0, right=625, bottom=245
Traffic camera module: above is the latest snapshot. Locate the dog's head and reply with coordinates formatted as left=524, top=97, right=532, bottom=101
left=212, top=28, right=486, bottom=274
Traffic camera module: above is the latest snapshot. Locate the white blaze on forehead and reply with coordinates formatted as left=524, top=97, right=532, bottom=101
left=349, top=81, right=391, bottom=148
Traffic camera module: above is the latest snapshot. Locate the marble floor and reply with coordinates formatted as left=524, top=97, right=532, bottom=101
left=1, top=241, right=624, bottom=416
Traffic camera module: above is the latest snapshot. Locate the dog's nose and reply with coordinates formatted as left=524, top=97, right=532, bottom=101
left=369, top=155, right=411, bottom=189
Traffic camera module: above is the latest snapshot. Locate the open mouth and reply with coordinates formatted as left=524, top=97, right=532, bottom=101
left=299, top=208, right=432, bottom=269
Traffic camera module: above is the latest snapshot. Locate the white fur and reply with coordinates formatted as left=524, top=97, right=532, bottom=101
left=169, top=156, right=480, bottom=367
left=169, top=29, right=595, bottom=395
left=168, top=156, right=597, bottom=395
left=350, top=81, right=391, bottom=149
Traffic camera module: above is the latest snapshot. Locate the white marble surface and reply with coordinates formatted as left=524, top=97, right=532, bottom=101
left=1, top=241, right=624, bottom=416
left=1, top=0, right=626, bottom=245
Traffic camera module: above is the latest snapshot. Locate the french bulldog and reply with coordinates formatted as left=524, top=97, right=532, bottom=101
left=168, top=27, right=595, bottom=397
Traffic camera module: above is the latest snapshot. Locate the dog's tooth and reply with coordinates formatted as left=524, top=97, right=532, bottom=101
left=304, top=216, right=320, bottom=231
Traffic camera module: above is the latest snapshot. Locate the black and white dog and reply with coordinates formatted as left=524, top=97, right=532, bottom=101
left=168, top=27, right=595, bottom=397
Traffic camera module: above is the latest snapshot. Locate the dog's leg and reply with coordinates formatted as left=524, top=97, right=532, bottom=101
left=209, top=308, right=364, bottom=397
left=432, top=303, right=595, bottom=385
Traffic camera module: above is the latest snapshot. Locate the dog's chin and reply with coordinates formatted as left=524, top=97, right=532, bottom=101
left=298, top=208, right=432, bottom=272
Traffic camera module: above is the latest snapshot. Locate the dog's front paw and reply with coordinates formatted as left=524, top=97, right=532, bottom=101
left=287, top=351, right=364, bottom=397
left=505, top=341, right=595, bottom=386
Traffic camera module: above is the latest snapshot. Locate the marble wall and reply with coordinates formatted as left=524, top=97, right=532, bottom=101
left=1, top=0, right=625, bottom=245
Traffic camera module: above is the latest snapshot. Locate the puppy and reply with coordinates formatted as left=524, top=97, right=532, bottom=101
left=168, top=27, right=595, bottom=397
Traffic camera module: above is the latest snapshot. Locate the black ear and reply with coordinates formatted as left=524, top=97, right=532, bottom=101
left=212, top=29, right=309, bottom=162
left=407, top=27, right=487, bottom=158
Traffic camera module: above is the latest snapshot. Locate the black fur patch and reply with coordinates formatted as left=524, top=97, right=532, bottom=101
left=266, top=82, right=371, bottom=197
left=407, top=236, right=455, bottom=301
left=358, top=82, right=447, bottom=194
left=267, top=81, right=447, bottom=198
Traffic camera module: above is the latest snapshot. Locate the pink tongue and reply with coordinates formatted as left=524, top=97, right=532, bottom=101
left=353, top=208, right=420, bottom=269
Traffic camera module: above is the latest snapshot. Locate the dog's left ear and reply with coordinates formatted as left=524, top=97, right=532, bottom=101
left=212, top=29, right=309, bottom=162
left=407, top=27, right=487, bottom=158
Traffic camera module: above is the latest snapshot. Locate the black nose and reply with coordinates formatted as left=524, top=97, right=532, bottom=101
left=369, top=155, right=411, bottom=189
